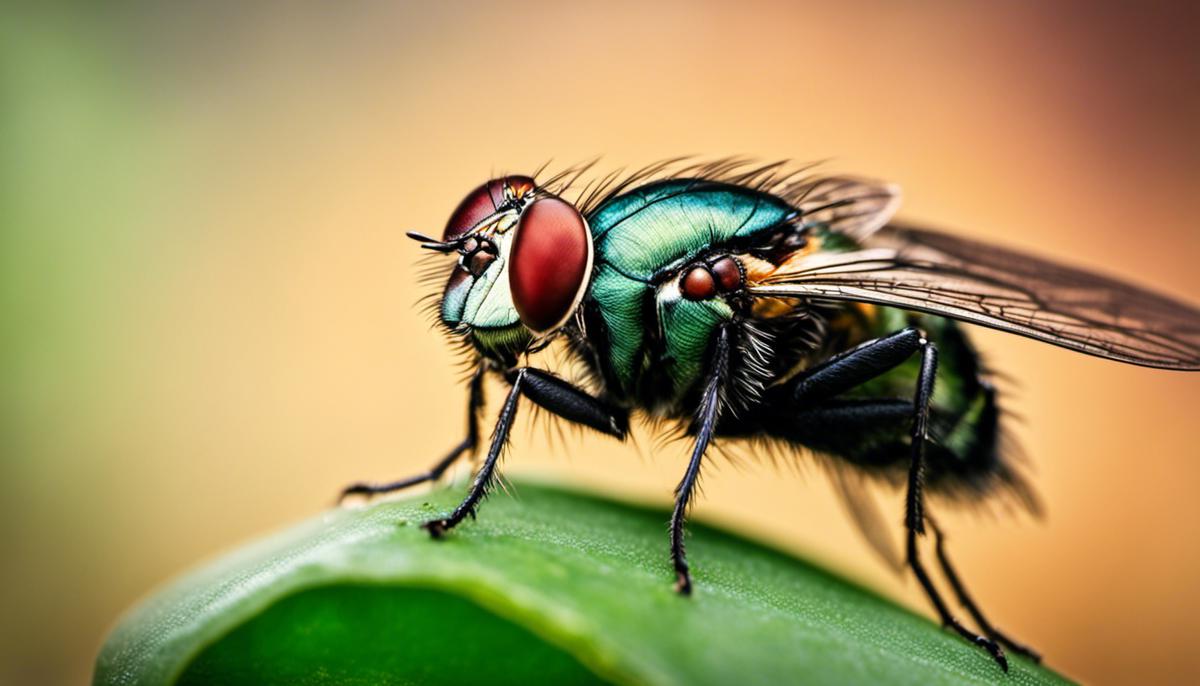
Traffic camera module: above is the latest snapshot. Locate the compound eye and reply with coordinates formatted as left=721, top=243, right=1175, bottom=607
left=509, top=197, right=592, bottom=333
left=443, top=175, right=536, bottom=241
left=443, top=182, right=496, bottom=241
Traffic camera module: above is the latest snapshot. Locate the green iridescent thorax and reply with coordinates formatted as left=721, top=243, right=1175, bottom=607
left=440, top=217, right=531, bottom=359
left=585, top=179, right=797, bottom=400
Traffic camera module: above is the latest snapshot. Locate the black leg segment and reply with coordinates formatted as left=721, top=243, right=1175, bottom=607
left=670, top=324, right=731, bottom=595
left=793, top=327, right=924, bottom=405
left=907, top=524, right=1008, bottom=670
left=422, top=368, right=629, bottom=537
left=338, top=364, right=486, bottom=503
left=790, top=328, right=1012, bottom=671
left=423, top=369, right=525, bottom=537
left=900, top=339, right=1009, bottom=671
left=514, top=368, right=629, bottom=438
left=930, top=517, right=1042, bottom=663
left=905, top=341, right=937, bottom=534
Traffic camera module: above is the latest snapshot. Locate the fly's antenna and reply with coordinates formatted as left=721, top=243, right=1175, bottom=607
left=405, top=231, right=459, bottom=253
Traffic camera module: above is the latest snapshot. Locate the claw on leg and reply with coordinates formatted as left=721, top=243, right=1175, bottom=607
left=336, top=483, right=372, bottom=505
left=949, top=620, right=1008, bottom=672
left=1000, top=636, right=1041, bottom=664
left=422, top=519, right=449, bottom=539
left=674, top=567, right=693, bottom=595
left=929, top=516, right=1041, bottom=666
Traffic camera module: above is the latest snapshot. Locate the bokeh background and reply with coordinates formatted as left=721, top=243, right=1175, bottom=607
left=3, top=2, right=1198, bottom=684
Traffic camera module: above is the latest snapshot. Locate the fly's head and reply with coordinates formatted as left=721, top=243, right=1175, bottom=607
left=410, top=176, right=594, bottom=363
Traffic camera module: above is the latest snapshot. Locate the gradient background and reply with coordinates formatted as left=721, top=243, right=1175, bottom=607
left=3, top=2, right=1198, bottom=684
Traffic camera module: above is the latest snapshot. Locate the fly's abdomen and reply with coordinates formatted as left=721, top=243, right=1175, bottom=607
left=839, top=307, right=1034, bottom=507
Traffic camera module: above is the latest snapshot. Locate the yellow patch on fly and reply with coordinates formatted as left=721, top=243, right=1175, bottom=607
left=740, top=234, right=828, bottom=320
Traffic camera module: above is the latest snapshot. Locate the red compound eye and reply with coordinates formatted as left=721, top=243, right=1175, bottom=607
left=509, top=197, right=592, bottom=333
left=443, top=175, right=536, bottom=241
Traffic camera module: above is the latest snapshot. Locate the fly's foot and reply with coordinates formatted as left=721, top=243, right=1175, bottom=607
left=336, top=482, right=377, bottom=505
left=422, top=519, right=450, bottom=539
left=974, top=636, right=1009, bottom=673
left=674, top=567, right=693, bottom=595
left=994, top=631, right=1041, bottom=664
left=948, top=621, right=1008, bottom=672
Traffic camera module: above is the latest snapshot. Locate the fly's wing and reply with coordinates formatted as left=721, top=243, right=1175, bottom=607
left=750, top=225, right=1200, bottom=370
left=829, top=466, right=905, bottom=575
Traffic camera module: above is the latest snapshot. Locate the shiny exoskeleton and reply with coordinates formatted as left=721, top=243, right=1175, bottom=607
left=340, top=160, right=1200, bottom=672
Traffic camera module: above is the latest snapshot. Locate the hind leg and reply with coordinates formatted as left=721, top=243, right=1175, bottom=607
left=928, top=516, right=1042, bottom=662
left=786, top=329, right=1011, bottom=670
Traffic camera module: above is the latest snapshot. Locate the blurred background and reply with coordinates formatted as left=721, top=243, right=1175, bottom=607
left=2, top=2, right=1197, bottom=684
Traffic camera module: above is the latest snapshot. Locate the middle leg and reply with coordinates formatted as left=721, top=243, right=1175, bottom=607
left=670, top=324, right=731, bottom=595
left=423, top=370, right=525, bottom=537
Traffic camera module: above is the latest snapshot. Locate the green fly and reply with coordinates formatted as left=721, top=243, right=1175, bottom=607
left=340, top=159, right=1200, bottom=671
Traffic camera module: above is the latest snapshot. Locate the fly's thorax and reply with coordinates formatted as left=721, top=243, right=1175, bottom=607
left=584, top=179, right=800, bottom=399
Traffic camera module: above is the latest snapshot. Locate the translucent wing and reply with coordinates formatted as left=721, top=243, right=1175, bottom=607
left=786, top=176, right=902, bottom=241
left=750, top=225, right=1200, bottom=370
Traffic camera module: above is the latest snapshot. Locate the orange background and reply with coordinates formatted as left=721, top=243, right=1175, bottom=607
left=3, top=2, right=1198, bottom=684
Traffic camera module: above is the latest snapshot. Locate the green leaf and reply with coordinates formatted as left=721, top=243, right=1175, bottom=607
left=95, top=481, right=1073, bottom=686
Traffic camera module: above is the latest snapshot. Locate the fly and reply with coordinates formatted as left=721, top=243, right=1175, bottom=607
left=339, top=159, right=1200, bottom=672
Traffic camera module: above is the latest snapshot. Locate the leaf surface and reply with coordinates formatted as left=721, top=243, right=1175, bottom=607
left=95, top=481, right=1073, bottom=686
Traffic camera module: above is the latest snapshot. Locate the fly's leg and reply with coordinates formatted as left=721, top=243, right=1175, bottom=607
left=793, top=327, right=925, bottom=404
left=904, top=342, right=1008, bottom=672
left=929, top=516, right=1042, bottom=663
left=670, top=325, right=731, bottom=595
left=423, top=367, right=628, bottom=537
left=517, top=368, right=629, bottom=439
left=792, top=328, right=1009, bottom=671
left=423, top=370, right=523, bottom=537
left=337, top=364, right=486, bottom=503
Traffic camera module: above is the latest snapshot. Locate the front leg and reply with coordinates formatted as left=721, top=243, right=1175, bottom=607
left=423, top=368, right=629, bottom=537
left=423, top=370, right=525, bottom=537
left=670, top=324, right=731, bottom=595
left=516, top=368, right=629, bottom=438
left=338, top=363, right=486, bottom=503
